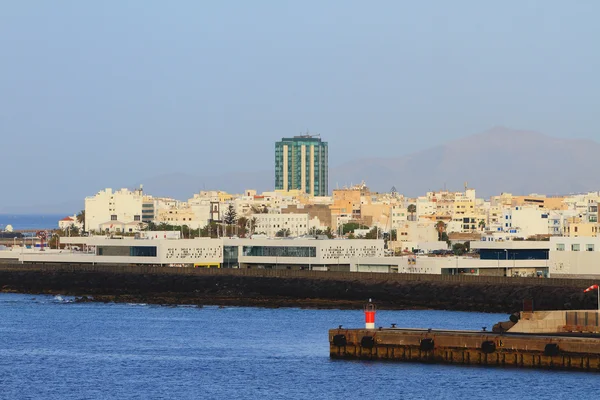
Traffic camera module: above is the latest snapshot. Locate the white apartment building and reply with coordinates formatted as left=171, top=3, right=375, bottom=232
left=394, top=221, right=437, bottom=243
left=251, top=213, right=310, bottom=237
left=415, top=197, right=436, bottom=218
left=500, top=206, right=549, bottom=238
left=85, top=188, right=144, bottom=233
left=390, top=205, right=408, bottom=229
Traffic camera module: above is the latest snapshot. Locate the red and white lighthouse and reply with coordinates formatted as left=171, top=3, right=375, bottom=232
left=364, top=299, right=376, bottom=329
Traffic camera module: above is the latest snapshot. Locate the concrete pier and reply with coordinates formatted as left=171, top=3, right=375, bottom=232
left=329, top=327, right=600, bottom=371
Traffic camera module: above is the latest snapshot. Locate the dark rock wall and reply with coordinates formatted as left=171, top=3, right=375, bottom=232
left=0, top=268, right=595, bottom=313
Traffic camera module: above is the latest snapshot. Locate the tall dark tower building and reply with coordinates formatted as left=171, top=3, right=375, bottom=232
left=275, top=134, right=328, bottom=196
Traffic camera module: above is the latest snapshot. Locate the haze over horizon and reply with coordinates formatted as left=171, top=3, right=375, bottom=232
left=1, top=1, right=599, bottom=211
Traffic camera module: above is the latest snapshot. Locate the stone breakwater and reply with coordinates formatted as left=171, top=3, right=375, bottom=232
left=0, top=264, right=597, bottom=312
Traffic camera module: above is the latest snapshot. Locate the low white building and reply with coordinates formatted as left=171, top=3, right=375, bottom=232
left=58, top=215, right=82, bottom=231
left=501, top=206, right=550, bottom=238
left=16, top=236, right=384, bottom=271
left=549, top=237, right=600, bottom=277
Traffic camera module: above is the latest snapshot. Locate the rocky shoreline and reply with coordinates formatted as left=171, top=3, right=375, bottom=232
left=0, top=268, right=596, bottom=313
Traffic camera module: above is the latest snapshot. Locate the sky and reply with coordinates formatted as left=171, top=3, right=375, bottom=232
left=1, top=1, right=599, bottom=211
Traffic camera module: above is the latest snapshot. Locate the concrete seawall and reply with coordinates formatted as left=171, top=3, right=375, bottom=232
left=0, top=264, right=598, bottom=312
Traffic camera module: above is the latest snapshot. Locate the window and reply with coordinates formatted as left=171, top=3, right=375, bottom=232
left=572, top=244, right=580, bottom=252
left=556, top=244, right=565, bottom=251
left=111, top=215, right=117, bottom=221
left=242, top=246, right=316, bottom=257
left=134, top=215, right=141, bottom=221
left=587, top=244, right=595, bottom=252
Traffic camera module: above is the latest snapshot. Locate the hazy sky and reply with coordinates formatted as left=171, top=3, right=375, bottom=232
left=1, top=1, right=598, bottom=210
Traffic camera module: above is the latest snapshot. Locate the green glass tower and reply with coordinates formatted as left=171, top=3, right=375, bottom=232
left=275, top=135, right=328, bottom=196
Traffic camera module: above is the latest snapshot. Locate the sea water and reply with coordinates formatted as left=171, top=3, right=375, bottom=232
left=0, top=293, right=595, bottom=400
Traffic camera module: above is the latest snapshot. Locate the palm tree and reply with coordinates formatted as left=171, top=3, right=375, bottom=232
left=237, top=217, right=248, bottom=238
left=76, top=210, right=85, bottom=232
left=435, top=221, right=447, bottom=241
left=249, top=217, right=258, bottom=235
left=407, top=204, right=417, bottom=221
left=478, top=219, right=486, bottom=231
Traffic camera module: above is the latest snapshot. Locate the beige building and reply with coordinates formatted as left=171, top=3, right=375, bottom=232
left=563, top=217, right=599, bottom=238
left=85, top=187, right=144, bottom=233
left=394, top=221, right=437, bottom=243
left=155, top=207, right=200, bottom=229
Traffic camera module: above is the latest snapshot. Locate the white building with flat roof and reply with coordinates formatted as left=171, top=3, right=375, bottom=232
left=251, top=213, right=310, bottom=237
left=85, top=188, right=144, bottom=233
left=549, top=237, right=600, bottom=277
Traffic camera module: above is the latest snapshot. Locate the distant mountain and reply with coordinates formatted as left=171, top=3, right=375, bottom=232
left=7, top=127, right=593, bottom=214
left=140, top=170, right=273, bottom=200
left=137, top=127, right=600, bottom=199
left=329, top=127, right=600, bottom=197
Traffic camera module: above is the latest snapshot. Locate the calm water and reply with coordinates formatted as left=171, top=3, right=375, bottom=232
left=0, top=214, right=65, bottom=231
left=0, top=293, right=595, bottom=400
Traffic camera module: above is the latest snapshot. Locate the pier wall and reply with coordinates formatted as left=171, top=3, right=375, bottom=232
left=329, top=328, right=600, bottom=371
left=0, top=263, right=598, bottom=312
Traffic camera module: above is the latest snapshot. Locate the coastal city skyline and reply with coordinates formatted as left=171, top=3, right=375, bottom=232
left=3, top=2, right=600, bottom=397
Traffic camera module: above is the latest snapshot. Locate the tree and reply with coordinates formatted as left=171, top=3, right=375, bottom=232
left=407, top=204, right=417, bottom=221
left=223, top=204, right=237, bottom=237
left=181, top=225, right=190, bottom=239
left=66, top=224, right=80, bottom=237
left=276, top=228, right=291, bottom=237
left=223, top=204, right=237, bottom=225
left=347, top=232, right=356, bottom=239
left=436, top=221, right=447, bottom=241
left=76, top=210, right=85, bottom=232
left=249, top=217, right=258, bottom=235
left=341, top=222, right=368, bottom=235
left=390, top=229, right=397, bottom=241
left=365, top=227, right=382, bottom=239
left=237, top=217, right=248, bottom=238
left=323, top=227, right=334, bottom=239
left=478, top=219, right=486, bottom=231
left=452, top=243, right=467, bottom=256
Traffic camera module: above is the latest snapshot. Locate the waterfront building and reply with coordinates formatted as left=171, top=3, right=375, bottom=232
left=22, top=236, right=384, bottom=271
left=549, top=236, right=600, bottom=277
left=85, top=187, right=145, bottom=233
left=275, top=134, right=328, bottom=196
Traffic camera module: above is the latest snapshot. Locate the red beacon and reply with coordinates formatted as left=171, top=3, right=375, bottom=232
left=364, top=299, right=376, bottom=329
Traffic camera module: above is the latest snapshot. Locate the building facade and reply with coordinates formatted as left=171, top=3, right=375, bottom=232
left=275, top=135, right=328, bottom=196
left=85, top=188, right=145, bottom=233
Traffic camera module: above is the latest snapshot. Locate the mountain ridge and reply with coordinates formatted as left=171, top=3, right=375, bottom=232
left=2, top=127, right=598, bottom=213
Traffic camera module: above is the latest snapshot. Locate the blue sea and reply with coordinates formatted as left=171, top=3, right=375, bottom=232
left=0, top=293, right=596, bottom=399
left=0, top=214, right=65, bottom=231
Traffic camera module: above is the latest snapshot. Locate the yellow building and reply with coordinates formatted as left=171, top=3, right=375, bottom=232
left=563, top=217, right=599, bottom=238
left=512, top=195, right=566, bottom=210
left=331, top=188, right=362, bottom=219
